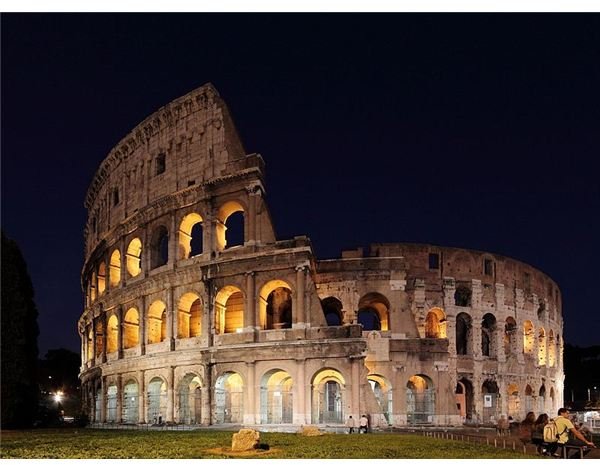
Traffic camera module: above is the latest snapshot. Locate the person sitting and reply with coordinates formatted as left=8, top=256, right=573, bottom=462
left=532, top=413, right=557, bottom=456
left=518, top=411, right=535, bottom=445
left=554, top=407, right=596, bottom=458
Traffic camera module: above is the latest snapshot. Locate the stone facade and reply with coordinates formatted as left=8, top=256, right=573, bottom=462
left=79, top=83, right=564, bottom=428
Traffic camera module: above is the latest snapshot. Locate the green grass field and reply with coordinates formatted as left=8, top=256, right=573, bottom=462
left=0, top=428, right=533, bottom=459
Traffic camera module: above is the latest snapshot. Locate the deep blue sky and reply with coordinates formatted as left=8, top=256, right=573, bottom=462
left=2, top=14, right=599, bottom=355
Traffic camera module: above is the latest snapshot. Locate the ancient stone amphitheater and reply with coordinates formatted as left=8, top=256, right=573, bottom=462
left=79, top=83, right=564, bottom=428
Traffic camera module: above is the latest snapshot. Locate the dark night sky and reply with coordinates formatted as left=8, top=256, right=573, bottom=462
left=2, top=14, right=599, bottom=355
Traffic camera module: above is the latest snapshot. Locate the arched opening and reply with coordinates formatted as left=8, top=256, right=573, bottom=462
left=538, top=327, right=546, bottom=366
left=550, top=387, right=556, bottom=413
left=357, top=292, right=390, bottom=331
left=122, top=380, right=139, bottom=424
left=215, top=372, right=244, bottom=424
left=525, top=384, right=534, bottom=414
left=406, top=375, right=435, bottom=424
left=507, top=384, right=520, bottom=419
left=95, top=319, right=104, bottom=358
left=425, top=307, right=447, bottom=338
left=537, top=301, right=546, bottom=320
left=216, top=201, right=245, bottom=250
left=126, top=238, right=142, bottom=277
left=109, top=249, right=121, bottom=288
left=123, top=308, right=139, bottom=349
left=368, top=374, right=393, bottom=425
left=150, top=225, right=169, bottom=269
left=456, top=312, right=472, bottom=355
left=87, top=329, right=93, bottom=361
left=260, top=369, right=293, bottom=424
left=481, top=380, right=499, bottom=424
left=481, top=313, right=497, bottom=357
left=147, top=377, right=167, bottom=424
left=321, top=297, right=343, bottom=326
left=523, top=320, right=534, bottom=355
left=147, top=301, right=167, bottom=344
left=178, top=293, right=202, bottom=338
left=178, top=374, right=202, bottom=424
left=178, top=213, right=204, bottom=259
left=454, top=286, right=472, bottom=307
left=215, top=286, right=244, bottom=334
left=259, top=280, right=293, bottom=330
left=90, top=272, right=97, bottom=302
left=106, top=385, right=118, bottom=422
left=455, top=378, right=474, bottom=421
left=312, top=369, right=346, bottom=424
left=97, top=262, right=106, bottom=296
left=504, top=317, right=517, bottom=356
left=538, top=385, right=546, bottom=413
left=548, top=330, right=556, bottom=367
left=94, top=390, right=101, bottom=422
left=106, top=314, right=118, bottom=353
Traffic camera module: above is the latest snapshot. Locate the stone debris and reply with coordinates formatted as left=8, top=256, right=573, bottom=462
left=298, top=425, right=323, bottom=436
left=231, top=428, right=260, bottom=451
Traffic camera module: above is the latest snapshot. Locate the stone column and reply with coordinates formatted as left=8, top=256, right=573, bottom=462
left=100, top=375, right=107, bottom=423
left=80, top=329, right=86, bottom=369
left=201, top=364, right=212, bottom=425
left=142, top=227, right=150, bottom=277
left=169, top=212, right=177, bottom=269
left=295, top=265, right=306, bottom=327
left=116, top=374, right=123, bottom=423
left=446, top=315, right=457, bottom=355
left=101, top=315, right=107, bottom=363
left=167, top=366, right=175, bottom=422
left=351, top=356, right=361, bottom=419
left=139, top=296, right=147, bottom=356
left=244, top=271, right=256, bottom=331
left=246, top=186, right=257, bottom=244
left=119, top=241, right=126, bottom=288
left=472, top=318, right=482, bottom=359
left=244, top=362, right=256, bottom=424
left=294, top=359, right=307, bottom=424
left=167, top=286, right=175, bottom=351
left=90, top=319, right=96, bottom=367
left=138, top=370, right=146, bottom=423
left=117, top=305, right=124, bottom=359
left=495, top=324, right=506, bottom=362
left=499, top=379, right=508, bottom=418
left=201, top=281, right=212, bottom=346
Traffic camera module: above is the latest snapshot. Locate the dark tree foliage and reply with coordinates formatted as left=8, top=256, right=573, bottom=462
left=563, top=344, right=600, bottom=410
left=1, top=230, right=40, bottom=428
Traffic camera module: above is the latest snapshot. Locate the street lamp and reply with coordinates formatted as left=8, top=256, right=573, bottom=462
left=54, top=391, right=63, bottom=403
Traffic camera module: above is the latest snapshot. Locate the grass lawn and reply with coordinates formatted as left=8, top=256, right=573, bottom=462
left=0, top=428, right=533, bottom=459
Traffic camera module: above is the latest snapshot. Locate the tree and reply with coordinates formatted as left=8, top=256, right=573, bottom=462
left=1, top=230, right=40, bottom=428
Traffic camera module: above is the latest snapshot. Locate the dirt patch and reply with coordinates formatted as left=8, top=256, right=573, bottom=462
left=204, top=447, right=279, bottom=458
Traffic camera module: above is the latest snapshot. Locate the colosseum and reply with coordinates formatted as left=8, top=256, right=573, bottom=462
left=79, top=83, right=564, bottom=429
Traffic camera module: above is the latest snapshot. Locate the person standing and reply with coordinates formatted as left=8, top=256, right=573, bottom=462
left=554, top=408, right=596, bottom=458
left=346, top=415, right=356, bottom=434
left=359, top=414, right=369, bottom=433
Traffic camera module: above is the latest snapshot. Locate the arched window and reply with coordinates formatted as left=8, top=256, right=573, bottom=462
left=147, top=377, right=167, bottom=423
left=368, top=374, right=393, bottom=425
left=123, top=308, right=139, bottom=349
left=357, top=292, right=390, bottom=331
left=507, top=384, right=520, bottom=419
left=107, top=314, right=118, bottom=353
left=178, top=213, right=204, bottom=259
left=126, top=238, right=142, bottom=277
left=260, top=369, right=293, bottom=424
left=425, top=308, right=447, bottom=338
left=524, top=384, right=534, bottom=413
left=321, top=297, right=343, bottom=326
left=504, top=317, right=517, bottom=356
left=216, top=201, right=245, bottom=250
left=406, top=375, right=435, bottom=424
left=178, top=293, right=202, bottom=338
left=538, top=385, right=546, bottom=413
left=178, top=374, right=203, bottom=425
left=537, top=301, right=546, bottom=320
left=311, top=369, right=346, bottom=424
left=454, top=286, right=472, bottom=307
left=456, top=312, right=472, bottom=355
left=481, top=313, right=497, bottom=357
left=147, top=301, right=167, bottom=344
left=97, top=262, right=106, bottom=296
left=259, top=280, right=293, bottom=330
left=122, top=380, right=139, bottom=423
left=109, top=249, right=121, bottom=287
left=90, top=272, right=97, bottom=302
left=150, top=225, right=169, bottom=269
left=215, top=286, right=244, bottom=334
left=548, top=330, right=556, bottom=367
left=95, top=319, right=104, bottom=358
left=215, top=372, right=244, bottom=424
left=481, top=380, right=499, bottom=423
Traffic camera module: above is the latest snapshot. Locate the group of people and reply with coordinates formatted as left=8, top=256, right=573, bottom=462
left=346, top=415, right=369, bottom=434
left=519, top=407, right=596, bottom=458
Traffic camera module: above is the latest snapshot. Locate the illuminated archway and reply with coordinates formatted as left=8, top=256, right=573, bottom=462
left=178, top=213, right=204, bottom=259
left=368, top=374, right=393, bottom=425
left=259, top=280, right=293, bottom=330
left=407, top=375, right=435, bottom=424
left=147, top=377, right=167, bottom=423
left=126, top=238, right=142, bottom=277
left=216, top=201, right=245, bottom=250
left=548, top=330, right=556, bottom=367
left=524, top=384, right=534, bottom=414
left=123, top=307, right=139, bottom=349
left=425, top=308, right=447, bottom=338
left=107, top=314, right=118, bottom=353
left=523, top=320, right=534, bottom=355
left=109, top=249, right=121, bottom=287
left=147, top=300, right=167, bottom=344
left=538, top=327, right=546, bottom=366
left=178, top=293, right=202, bottom=338
left=215, top=286, right=244, bottom=334
left=260, top=369, right=293, bottom=424
left=311, top=369, right=346, bottom=424
left=122, top=380, right=138, bottom=424
left=90, top=271, right=97, bottom=302
left=215, top=372, right=244, bottom=424
left=106, top=384, right=118, bottom=422
left=357, top=292, right=390, bottom=331
left=97, top=262, right=106, bottom=296
left=507, top=384, right=520, bottom=419
left=178, top=373, right=202, bottom=424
